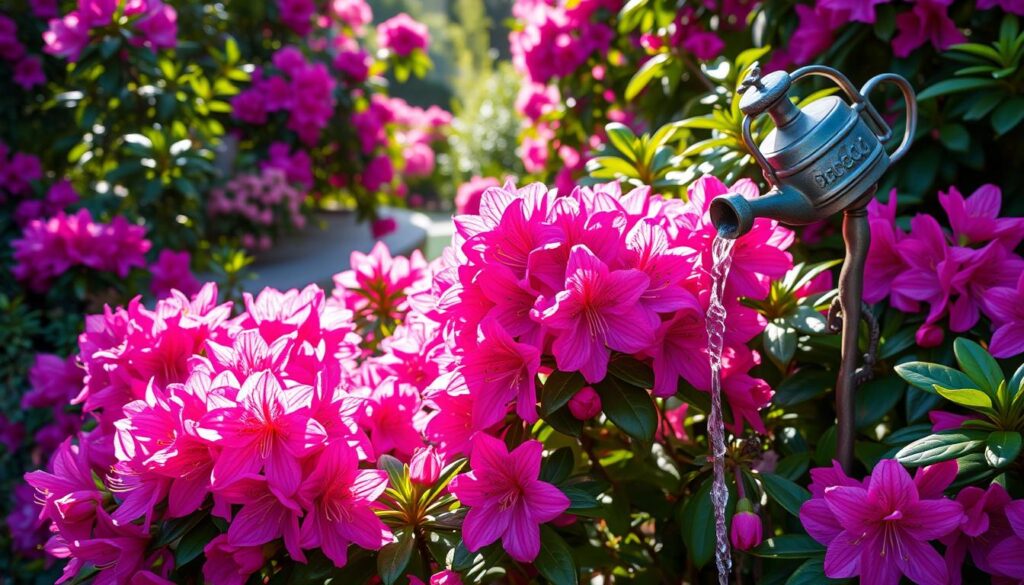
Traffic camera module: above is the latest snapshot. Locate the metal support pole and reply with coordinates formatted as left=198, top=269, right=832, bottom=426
left=835, top=201, right=871, bottom=473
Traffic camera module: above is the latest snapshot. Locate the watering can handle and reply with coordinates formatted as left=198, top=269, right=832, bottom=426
left=860, top=73, right=917, bottom=164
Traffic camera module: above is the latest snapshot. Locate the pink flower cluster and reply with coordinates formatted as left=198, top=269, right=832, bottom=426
left=864, top=185, right=1024, bottom=355
left=769, top=0, right=968, bottom=69
left=330, top=0, right=373, bottom=33
left=11, top=208, right=151, bottom=291
left=0, top=14, right=46, bottom=89
left=208, top=167, right=307, bottom=250
left=43, top=0, right=178, bottom=62
left=149, top=249, right=200, bottom=299
left=0, top=142, right=42, bottom=199
left=232, top=46, right=337, bottom=145
left=427, top=176, right=793, bottom=434
left=801, top=459, right=1024, bottom=585
left=376, top=13, right=430, bottom=58
left=277, top=0, right=317, bottom=36
left=510, top=0, right=618, bottom=84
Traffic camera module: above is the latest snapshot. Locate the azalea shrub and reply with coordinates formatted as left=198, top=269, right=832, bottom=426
left=511, top=0, right=1024, bottom=211
left=4, top=1, right=1024, bottom=585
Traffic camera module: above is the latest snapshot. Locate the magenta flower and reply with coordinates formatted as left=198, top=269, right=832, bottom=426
left=23, top=353, right=83, bottom=409
left=202, top=534, right=265, bottom=585
left=988, top=499, right=1024, bottom=580
left=297, top=443, right=393, bottom=567
left=819, top=0, right=890, bottom=22
left=940, top=483, right=1013, bottom=584
left=730, top=500, right=763, bottom=551
left=409, top=445, right=443, bottom=485
left=201, top=370, right=327, bottom=496
left=865, top=191, right=914, bottom=308
left=377, top=13, right=430, bottom=57
left=801, top=459, right=963, bottom=584
left=449, top=434, right=570, bottom=562
left=568, top=386, right=601, bottom=420
left=985, top=272, right=1024, bottom=358
left=648, top=292, right=709, bottom=397
left=978, top=0, right=1024, bottom=15
left=360, top=378, right=423, bottom=457
left=540, top=245, right=657, bottom=383
left=892, top=0, right=965, bottom=57
left=455, top=176, right=500, bottom=215
left=462, top=318, right=541, bottom=428
left=150, top=249, right=200, bottom=299
left=43, top=12, right=90, bottom=61
left=939, top=184, right=1024, bottom=249
left=215, top=474, right=305, bottom=562
left=13, top=55, right=46, bottom=90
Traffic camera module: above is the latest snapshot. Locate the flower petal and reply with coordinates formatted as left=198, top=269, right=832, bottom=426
left=462, top=503, right=509, bottom=552
left=822, top=530, right=861, bottom=579
left=895, top=536, right=948, bottom=585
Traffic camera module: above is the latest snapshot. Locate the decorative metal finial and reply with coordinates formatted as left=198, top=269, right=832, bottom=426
left=739, top=62, right=764, bottom=93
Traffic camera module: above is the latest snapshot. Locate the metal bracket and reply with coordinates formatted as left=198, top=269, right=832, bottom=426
left=827, top=298, right=879, bottom=386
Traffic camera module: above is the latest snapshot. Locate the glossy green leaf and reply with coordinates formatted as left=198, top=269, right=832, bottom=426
left=764, top=322, right=797, bottom=368
left=785, top=558, right=845, bottom=585
left=935, top=387, right=993, bottom=411
left=595, top=377, right=657, bottom=441
left=895, top=429, right=989, bottom=466
left=535, top=526, right=577, bottom=585
left=917, top=77, right=1000, bottom=100
left=954, top=338, right=1005, bottom=396
left=541, top=371, right=586, bottom=416
left=984, top=431, right=1022, bottom=468
left=992, top=97, right=1024, bottom=135
left=750, top=535, right=825, bottom=559
left=540, top=447, right=574, bottom=485
left=894, top=362, right=975, bottom=394
left=939, top=123, right=970, bottom=152
left=608, top=354, right=655, bottom=389
left=625, top=53, right=671, bottom=101
left=377, top=530, right=415, bottom=585
left=760, top=473, right=811, bottom=517
left=605, top=123, right=639, bottom=162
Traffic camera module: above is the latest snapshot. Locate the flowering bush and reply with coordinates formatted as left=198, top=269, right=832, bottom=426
left=2, top=0, right=1023, bottom=584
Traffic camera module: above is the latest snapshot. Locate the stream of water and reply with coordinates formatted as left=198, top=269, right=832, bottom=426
left=706, top=234, right=735, bottom=585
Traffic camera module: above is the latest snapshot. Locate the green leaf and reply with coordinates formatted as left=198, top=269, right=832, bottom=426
left=377, top=530, right=415, bottom=585
left=562, top=486, right=602, bottom=514
left=595, top=377, right=657, bottom=441
left=174, top=520, right=218, bottom=567
left=939, top=123, right=970, bottom=152
left=1010, top=363, right=1024, bottom=397
left=992, top=97, right=1024, bottom=135
left=543, top=404, right=583, bottom=437
left=760, top=473, right=811, bottom=517
left=680, top=481, right=716, bottom=567
left=787, top=306, right=829, bottom=335
left=894, top=362, right=975, bottom=394
left=954, top=338, right=1005, bottom=396
left=785, top=558, right=845, bottom=585
left=895, top=429, right=989, bottom=466
left=605, top=123, right=638, bottom=162
left=541, top=371, right=586, bottom=416
left=540, top=447, right=574, bottom=485
left=764, top=322, right=797, bottom=368
left=775, top=369, right=832, bottom=407
left=985, top=431, right=1022, bottom=468
left=749, top=535, right=825, bottom=559
left=935, top=387, right=993, bottom=411
left=625, top=53, right=671, bottom=101
left=607, top=354, right=654, bottom=389
left=917, top=77, right=1000, bottom=100
left=535, top=526, right=577, bottom=585
left=964, top=92, right=1005, bottom=120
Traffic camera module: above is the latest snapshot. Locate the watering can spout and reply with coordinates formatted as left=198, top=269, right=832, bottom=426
left=708, top=187, right=810, bottom=240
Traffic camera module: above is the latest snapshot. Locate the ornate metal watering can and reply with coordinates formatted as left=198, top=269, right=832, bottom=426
left=709, top=64, right=917, bottom=472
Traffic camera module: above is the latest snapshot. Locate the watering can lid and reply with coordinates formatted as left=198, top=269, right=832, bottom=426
left=739, top=69, right=791, bottom=117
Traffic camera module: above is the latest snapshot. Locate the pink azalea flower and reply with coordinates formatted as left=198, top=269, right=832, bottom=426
left=331, top=0, right=373, bottom=32
left=681, top=29, right=725, bottom=60
left=23, top=353, right=83, bottom=409
left=985, top=272, right=1024, bottom=358
left=297, top=443, right=393, bottom=567
left=801, top=459, right=963, bottom=584
left=938, top=184, right=1024, bottom=249
left=892, top=0, right=965, bottom=57
left=455, top=176, right=500, bottom=215
left=201, top=370, right=327, bottom=496
left=203, top=534, right=265, bottom=585
left=409, top=445, right=443, bottom=484
left=79, top=0, right=116, bottom=27
left=788, top=4, right=847, bottom=64
left=377, top=13, right=430, bottom=57
left=988, top=499, right=1024, bottom=580
left=448, top=434, right=570, bottom=562
left=940, top=483, right=1013, bottom=584
left=461, top=318, right=541, bottom=428
left=648, top=292, right=709, bottom=397
left=539, top=245, right=657, bottom=383
left=978, top=0, right=1024, bottom=15
left=865, top=190, right=914, bottom=308
left=149, top=249, right=200, bottom=299
left=423, top=374, right=476, bottom=457
left=25, top=439, right=103, bottom=539
left=568, top=386, right=601, bottom=420
left=134, top=1, right=178, bottom=50
left=361, top=377, right=423, bottom=457
left=43, top=11, right=90, bottom=61
left=215, top=474, right=306, bottom=562
left=13, top=55, right=46, bottom=89
left=819, top=0, right=890, bottom=23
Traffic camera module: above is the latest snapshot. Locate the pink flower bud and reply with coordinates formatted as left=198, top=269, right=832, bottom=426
left=730, top=499, right=762, bottom=551
left=916, top=323, right=944, bottom=348
left=568, top=387, right=601, bottom=420
left=409, top=446, right=442, bottom=485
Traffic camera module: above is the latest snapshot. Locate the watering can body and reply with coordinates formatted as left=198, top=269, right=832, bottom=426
left=710, top=66, right=917, bottom=238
